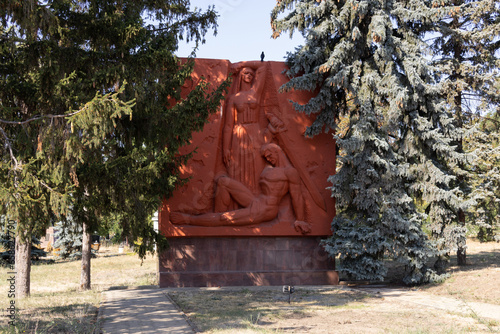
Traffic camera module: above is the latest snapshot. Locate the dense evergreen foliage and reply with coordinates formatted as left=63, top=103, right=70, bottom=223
left=52, top=220, right=83, bottom=259
left=425, top=0, right=500, bottom=263
left=271, top=0, right=477, bottom=283
left=466, top=112, right=500, bottom=241
left=428, top=0, right=499, bottom=119
left=1, top=0, right=228, bottom=295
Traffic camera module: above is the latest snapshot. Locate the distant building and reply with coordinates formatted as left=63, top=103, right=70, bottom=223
left=40, top=226, right=57, bottom=249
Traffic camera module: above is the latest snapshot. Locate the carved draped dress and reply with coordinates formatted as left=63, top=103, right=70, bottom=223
left=229, top=97, right=262, bottom=196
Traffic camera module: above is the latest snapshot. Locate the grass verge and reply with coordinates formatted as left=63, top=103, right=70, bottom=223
left=0, top=248, right=157, bottom=333
left=168, top=287, right=370, bottom=333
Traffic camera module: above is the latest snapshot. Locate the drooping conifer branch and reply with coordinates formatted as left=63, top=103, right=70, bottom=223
left=0, top=125, right=19, bottom=170
left=0, top=110, right=82, bottom=125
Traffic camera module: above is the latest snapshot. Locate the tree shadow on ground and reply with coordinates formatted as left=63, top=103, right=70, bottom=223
left=0, top=302, right=99, bottom=334
left=167, top=286, right=376, bottom=332
left=446, top=250, right=500, bottom=271
left=372, top=246, right=500, bottom=286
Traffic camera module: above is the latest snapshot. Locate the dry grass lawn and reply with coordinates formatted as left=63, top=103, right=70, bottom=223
left=168, top=239, right=500, bottom=334
left=0, top=240, right=499, bottom=333
left=0, top=246, right=157, bottom=333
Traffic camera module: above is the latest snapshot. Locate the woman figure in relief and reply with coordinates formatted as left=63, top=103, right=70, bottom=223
left=222, top=62, right=267, bottom=199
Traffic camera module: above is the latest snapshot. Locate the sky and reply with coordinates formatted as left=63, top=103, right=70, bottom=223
left=176, top=0, right=304, bottom=62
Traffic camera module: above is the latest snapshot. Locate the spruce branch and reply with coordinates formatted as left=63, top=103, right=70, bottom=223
left=0, top=125, right=19, bottom=170
left=0, top=88, right=131, bottom=128
left=0, top=109, right=82, bottom=126
left=39, top=180, right=57, bottom=193
left=477, top=115, right=500, bottom=127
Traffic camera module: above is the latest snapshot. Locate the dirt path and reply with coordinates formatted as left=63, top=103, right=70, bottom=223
left=253, top=286, right=500, bottom=334
left=354, top=286, right=500, bottom=322
left=170, top=240, right=500, bottom=333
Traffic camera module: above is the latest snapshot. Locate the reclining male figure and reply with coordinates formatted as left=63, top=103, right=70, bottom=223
left=170, top=143, right=311, bottom=234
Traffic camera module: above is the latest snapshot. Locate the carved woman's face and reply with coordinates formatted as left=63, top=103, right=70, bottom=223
left=241, top=67, right=255, bottom=84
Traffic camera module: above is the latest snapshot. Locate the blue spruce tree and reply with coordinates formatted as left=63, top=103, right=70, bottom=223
left=271, top=0, right=469, bottom=283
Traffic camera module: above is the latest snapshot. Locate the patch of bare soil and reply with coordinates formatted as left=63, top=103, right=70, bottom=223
left=422, top=240, right=500, bottom=305
left=168, top=240, right=500, bottom=334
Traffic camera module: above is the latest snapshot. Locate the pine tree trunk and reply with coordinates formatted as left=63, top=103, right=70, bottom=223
left=455, top=104, right=467, bottom=266
left=80, top=222, right=92, bottom=290
left=434, top=255, right=448, bottom=274
left=455, top=105, right=467, bottom=266
left=15, top=231, right=32, bottom=298
left=457, top=208, right=467, bottom=265
left=457, top=246, right=467, bottom=266
left=452, top=3, right=467, bottom=267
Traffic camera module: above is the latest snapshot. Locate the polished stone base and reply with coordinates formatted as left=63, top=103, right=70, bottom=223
left=159, top=237, right=338, bottom=287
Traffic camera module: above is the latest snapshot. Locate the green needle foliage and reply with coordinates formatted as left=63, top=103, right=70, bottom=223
left=52, top=220, right=83, bottom=260
left=424, top=0, right=500, bottom=262
left=271, top=0, right=471, bottom=284
left=466, top=112, right=500, bottom=242
left=1, top=0, right=228, bottom=295
left=425, top=0, right=500, bottom=247
left=428, top=0, right=499, bottom=118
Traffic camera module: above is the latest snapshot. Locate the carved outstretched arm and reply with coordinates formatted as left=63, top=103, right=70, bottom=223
left=230, top=61, right=265, bottom=73
left=230, top=61, right=267, bottom=97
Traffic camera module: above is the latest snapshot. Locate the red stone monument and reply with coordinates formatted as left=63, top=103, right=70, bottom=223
left=159, top=59, right=338, bottom=287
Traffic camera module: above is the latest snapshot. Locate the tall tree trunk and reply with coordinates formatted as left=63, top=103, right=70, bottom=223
left=451, top=9, right=467, bottom=265
left=455, top=91, right=467, bottom=266
left=80, top=221, right=91, bottom=290
left=457, top=209, right=467, bottom=266
left=15, top=230, right=32, bottom=298
left=457, top=243, right=467, bottom=265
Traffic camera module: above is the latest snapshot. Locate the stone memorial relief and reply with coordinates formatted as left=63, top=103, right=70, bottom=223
left=171, top=143, right=312, bottom=234
left=160, top=59, right=336, bottom=237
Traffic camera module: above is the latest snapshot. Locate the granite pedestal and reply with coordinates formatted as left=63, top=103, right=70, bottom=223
left=159, top=237, right=338, bottom=287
